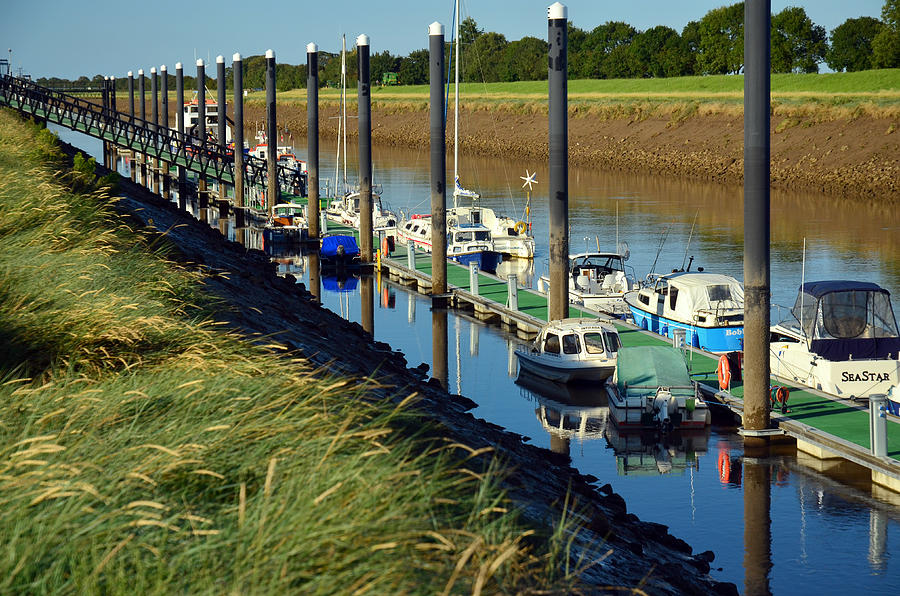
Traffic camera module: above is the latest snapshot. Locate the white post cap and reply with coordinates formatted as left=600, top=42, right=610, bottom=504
left=216, top=54, right=224, bottom=63
left=196, top=58, right=204, bottom=67
left=160, top=64, right=167, bottom=72
left=175, top=62, right=182, bottom=70
left=111, top=76, right=115, bottom=81
left=429, top=22, right=443, bottom=36
left=104, top=76, right=109, bottom=80
left=233, top=52, right=242, bottom=62
left=150, top=67, right=156, bottom=74
left=138, top=68, right=144, bottom=75
left=265, top=49, right=275, bottom=59
left=356, top=34, right=369, bottom=47
left=548, top=2, right=567, bottom=19
left=306, top=42, right=317, bottom=53
left=128, top=70, right=133, bottom=77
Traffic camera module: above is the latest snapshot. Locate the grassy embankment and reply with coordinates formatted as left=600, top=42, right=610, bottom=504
left=263, top=69, right=900, bottom=119
left=0, top=109, right=584, bottom=593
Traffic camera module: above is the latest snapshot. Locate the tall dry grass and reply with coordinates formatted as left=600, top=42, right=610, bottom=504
left=0, top=109, right=592, bottom=594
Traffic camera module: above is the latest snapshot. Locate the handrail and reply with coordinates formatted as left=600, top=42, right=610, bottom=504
left=0, top=74, right=306, bottom=196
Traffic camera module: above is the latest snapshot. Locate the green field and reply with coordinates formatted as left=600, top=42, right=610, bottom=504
left=262, top=69, right=900, bottom=112
left=0, top=109, right=585, bottom=593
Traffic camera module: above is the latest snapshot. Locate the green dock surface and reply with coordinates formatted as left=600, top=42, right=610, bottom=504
left=360, top=230, right=900, bottom=464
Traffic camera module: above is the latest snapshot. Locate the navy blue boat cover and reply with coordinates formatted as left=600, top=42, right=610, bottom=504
left=320, top=235, right=360, bottom=259
left=792, top=280, right=900, bottom=361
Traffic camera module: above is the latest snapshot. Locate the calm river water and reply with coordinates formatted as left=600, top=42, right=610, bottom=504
left=55, top=124, right=900, bottom=595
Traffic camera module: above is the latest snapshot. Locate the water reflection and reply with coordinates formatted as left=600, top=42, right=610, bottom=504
left=51, top=123, right=900, bottom=595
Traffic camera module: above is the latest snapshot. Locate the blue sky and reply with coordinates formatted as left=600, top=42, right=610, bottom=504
left=2, top=0, right=886, bottom=79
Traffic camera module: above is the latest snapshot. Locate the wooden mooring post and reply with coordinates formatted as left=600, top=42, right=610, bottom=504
left=429, top=22, right=447, bottom=299
left=547, top=2, right=569, bottom=321
left=306, top=43, right=320, bottom=239
left=357, top=35, right=373, bottom=262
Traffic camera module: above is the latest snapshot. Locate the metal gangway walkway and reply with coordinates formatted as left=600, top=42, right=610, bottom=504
left=0, top=74, right=306, bottom=197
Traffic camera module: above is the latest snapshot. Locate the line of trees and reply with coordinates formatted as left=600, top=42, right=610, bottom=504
left=38, top=1, right=900, bottom=91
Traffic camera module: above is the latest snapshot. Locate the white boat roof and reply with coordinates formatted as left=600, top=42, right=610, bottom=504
left=543, top=318, right=618, bottom=334
left=570, top=252, right=623, bottom=260
left=658, top=272, right=741, bottom=289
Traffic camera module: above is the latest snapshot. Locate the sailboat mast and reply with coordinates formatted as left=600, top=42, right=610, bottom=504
left=341, top=34, right=348, bottom=190
left=453, top=0, right=460, bottom=209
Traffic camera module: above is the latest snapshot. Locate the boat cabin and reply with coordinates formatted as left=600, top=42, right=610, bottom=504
left=183, top=98, right=232, bottom=144
left=633, top=272, right=744, bottom=327
left=783, top=280, right=900, bottom=361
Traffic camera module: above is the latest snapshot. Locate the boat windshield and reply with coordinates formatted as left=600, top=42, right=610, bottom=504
left=707, top=284, right=734, bottom=303
left=562, top=334, right=581, bottom=354
left=603, top=331, right=621, bottom=353
left=818, top=290, right=900, bottom=340
left=583, top=332, right=605, bottom=354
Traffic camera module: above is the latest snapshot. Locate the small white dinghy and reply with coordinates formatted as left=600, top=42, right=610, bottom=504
left=515, top=318, right=621, bottom=384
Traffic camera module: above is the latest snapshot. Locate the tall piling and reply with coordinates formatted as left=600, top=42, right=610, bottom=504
left=429, top=22, right=447, bottom=296
left=306, top=43, right=320, bottom=238
left=265, top=49, right=277, bottom=216
left=139, top=69, right=146, bottom=186
left=233, top=53, right=244, bottom=210
left=176, top=62, right=186, bottom=209
left=150, top=67, right=159, bottom=194
left=216, top=55, right=227, bottom=203
left=101, top=77, right=110, bottom=169
left=547, top=3, right=569, bottom=321
left=357, top=34, right=373, bottom=262
left=128, top=71, right=135, bottom=182
left=160, top=65, right=170, bottom=199
left=197, top=59, right=207, bottom=208
left=108, top=76, right=117, bottom=170
left=743, top=0, right=771, bottom=437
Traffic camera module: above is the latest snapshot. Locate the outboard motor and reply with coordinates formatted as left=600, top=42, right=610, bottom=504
left=653, top=390, right=675, bottom=434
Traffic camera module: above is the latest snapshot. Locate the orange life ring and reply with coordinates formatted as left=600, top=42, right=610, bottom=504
left=717, top=354, right=732, bottom=390
left=381, top=236, right=390, bottom=257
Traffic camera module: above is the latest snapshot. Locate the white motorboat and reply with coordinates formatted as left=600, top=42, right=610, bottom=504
left=448, top=205, right=534, bottom=260
left=538, top=250, right=637, bottom=317
left=624, top=271, right=744, bottom=353
left=770, top=280, right=900, bottom=401
left=396, top=214, right=502, bottom=273
left=515, top=318, right=621, bottom=384
left=604, top=345, right=711, bottom=433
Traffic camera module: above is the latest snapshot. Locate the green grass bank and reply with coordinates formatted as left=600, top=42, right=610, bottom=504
left=0, top=109, right=587, bottom=594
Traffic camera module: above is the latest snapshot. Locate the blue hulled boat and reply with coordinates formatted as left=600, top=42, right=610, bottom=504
left=623, top=272, right=744, bottom=353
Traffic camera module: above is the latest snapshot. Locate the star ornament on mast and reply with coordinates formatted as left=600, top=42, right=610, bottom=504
left=520, top=169, right=538, bottom=191
left=520, top=169, right=537, bottom=231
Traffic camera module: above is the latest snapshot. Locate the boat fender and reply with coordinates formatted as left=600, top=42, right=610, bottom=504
left=514, top=220, right=527, bottom=235
left=717, top=354, right=732, bottom=391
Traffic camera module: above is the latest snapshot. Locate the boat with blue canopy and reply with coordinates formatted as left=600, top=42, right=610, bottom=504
left=770, top=280, right=900, bottom=402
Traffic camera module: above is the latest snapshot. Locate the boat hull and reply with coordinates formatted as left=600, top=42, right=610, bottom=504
left=627, top=305, right=743, bottom=353
left=605, top=385, right=711, bottom=432
left=515, top=350, right=615, bottom=384
left=450, top=250, right=502, bottom=274
left=770, top=341, right=899, bottom=400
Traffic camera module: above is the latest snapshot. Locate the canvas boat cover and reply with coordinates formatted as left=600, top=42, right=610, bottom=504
left=320, top=235, right=360, bottom=259
left=660, top=272, right=744, bottom=322
left=791, top=280, right=900, bottom=360
left=616, top=346, right=695, bottom=398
